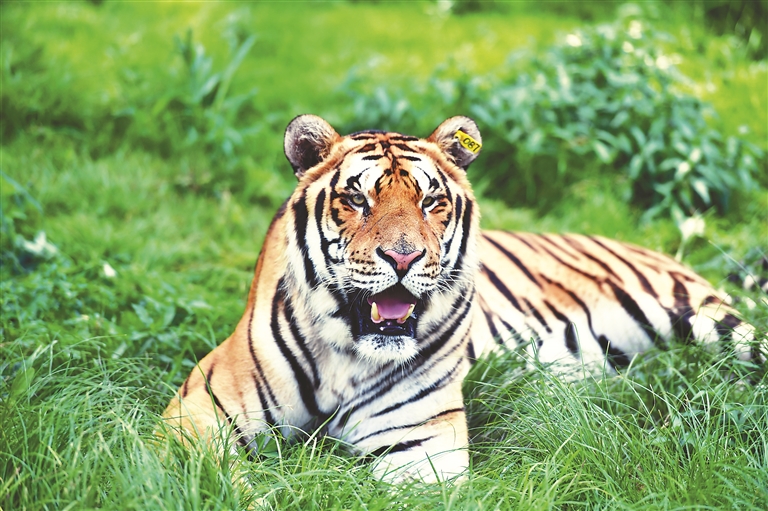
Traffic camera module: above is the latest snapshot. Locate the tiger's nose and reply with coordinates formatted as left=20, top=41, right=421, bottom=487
left=378, top=248, right=424, bottom=277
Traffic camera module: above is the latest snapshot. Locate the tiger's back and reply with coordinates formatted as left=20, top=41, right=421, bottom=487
left=163, top=115, right=763, bottom=483
left=472, top=231, right=756, bottom=372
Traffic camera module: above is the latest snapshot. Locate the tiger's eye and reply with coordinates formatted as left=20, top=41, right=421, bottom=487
left=351, top=193, right=366, bottom=206
left=422, top=196, right=436, bottom=208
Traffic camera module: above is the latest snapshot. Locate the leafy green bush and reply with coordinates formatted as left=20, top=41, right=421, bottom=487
left=122, top=31, right=260, bottom=169
left=693, top=0, right=768, bottom=60
left=1, top=24, right=284, bottom=199
left=338, top=18, right=765, bottom=222
left=470, top=20, right=765, bottom=221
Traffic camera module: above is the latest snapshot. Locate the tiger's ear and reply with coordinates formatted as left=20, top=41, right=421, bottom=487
left=284, top=114, right=341, bottom=178
left=427, top=116, right=482, bottom=171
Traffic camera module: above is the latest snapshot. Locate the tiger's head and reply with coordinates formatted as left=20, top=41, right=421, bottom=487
left=282, top=115, right=482, bottom=365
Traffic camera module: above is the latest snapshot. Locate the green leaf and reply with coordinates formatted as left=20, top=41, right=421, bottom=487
left=592, top=140, right=613, bottom=163
left=628, top=154, right=644, bottom=180
left=132, top=303, right=153, bottom=328
left=9, top=365, right=36, bottom=401
left=691, top=179, right=711, bottom=205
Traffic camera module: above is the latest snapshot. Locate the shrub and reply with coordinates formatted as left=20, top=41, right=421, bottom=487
left=126, top=31, right=258, bottom=160
left=3, top=24, right=293, bottom=205
left=338, top=18, right=765, bottom=222
left=472, top=20, right=764, bottom=221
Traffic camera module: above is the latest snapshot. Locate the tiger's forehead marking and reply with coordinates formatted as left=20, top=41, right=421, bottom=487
left=337, top=133, right=438, bottom=196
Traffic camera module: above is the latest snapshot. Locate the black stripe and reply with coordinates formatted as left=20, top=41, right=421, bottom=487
left=543, top=300, right=579, bottom=356
left=714, top=313, right=741, bottom=342
left=273, top=198, right=289, bottom=222
left=565, top=322, right=580, bottom=355
left=597, top=335, right=631, bottom=367
left=205, top=366, right=252, bottom=450
left=314, top=189, right=330, bottom=259
left=538, top=234, right=582, bottom=260
left=479, top=300, right=503, bottom=343
left=455, top=199, right=473, bottom=270
left=589, top=237, right=655, bottom=297
left=181, top=377, right=190, bottom=398
left=369, top=436, right=435, bottom=458
left=503, top=231, right=540, bottom=253
left=667, top=272, right=695, bottom=342
left=498, top=317, right=529, bottom=346
left=625, top=243, right=674, bottom=265
left=282, top=295, right=321, bottom=387
left=252, top=374, right=277, bottom=428
left=372, top=357, right=464, bottom=418
left=483, top=267, right=524, bottom=313
left=392, top=142, right=417, bottom=152
left=271, top=283, right=322, bottom=416
left=605, top=280, right=660, bottom=345
left=523, top=298, right=553, bottom=334
left=561, top=235, right=625, bottom=283
left=354, top=143, right=379, bottom=153
left=451, top=195, right=463, bottom=252
left=531, top=238, right=600, bottom=282
left=292, top=190, right=319, bottom=287
left=435, top=168, right=454, bottom=205
left=353, top=408, right=464, bottom=445
left=247, top=305, right=278, bottom=426
left=543, top=276, right=629, bottom=367
left=314, top=181, right=347, bottom=307
left=328, top=167, right=341, bottom=192
left=344, top=170, right=365, bottom=192
left=414, top=290, right=475, bottom=363
left=484, top=234, right=541, bottom=289
left=466, top=341, right=477, bottom=364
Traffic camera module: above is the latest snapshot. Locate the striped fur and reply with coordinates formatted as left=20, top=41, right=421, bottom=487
left=163, top=115, right=762, bottom=482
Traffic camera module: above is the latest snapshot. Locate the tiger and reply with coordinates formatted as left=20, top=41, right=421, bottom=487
left=162, top=114, right=764, bottom=483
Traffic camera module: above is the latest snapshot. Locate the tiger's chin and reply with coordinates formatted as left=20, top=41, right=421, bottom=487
left=354, top=334, right=419, bottom=365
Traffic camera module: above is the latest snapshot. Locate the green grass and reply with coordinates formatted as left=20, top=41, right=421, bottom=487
left=2, top=1, right=767, bottom=510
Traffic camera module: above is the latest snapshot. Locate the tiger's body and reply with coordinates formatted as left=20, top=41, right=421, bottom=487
left=163, top=115, right=761, bottom=482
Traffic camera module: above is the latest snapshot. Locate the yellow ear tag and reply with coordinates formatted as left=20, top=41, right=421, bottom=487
left=454, top=129, right=482, bottom=153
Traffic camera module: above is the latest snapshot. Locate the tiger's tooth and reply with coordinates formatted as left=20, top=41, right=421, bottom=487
left=397, top=304, right=416, bottom=324
left=371, top=302, right=382, bottom=323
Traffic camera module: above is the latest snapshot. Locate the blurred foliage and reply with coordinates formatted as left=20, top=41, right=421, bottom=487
left=3, top=1, right=764, bottom=222
left=444, top=0, right=767, bottom=60
left=694, top=0, right=768, bottom=60
left=122, top=29, right=261, bottom=192
left=2, top=22, right=286, bottom=204
left=338, top=16, right=765, bottom=222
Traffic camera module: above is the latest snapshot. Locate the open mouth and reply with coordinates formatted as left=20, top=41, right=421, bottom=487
left=351, top=284, right=421, bottom=338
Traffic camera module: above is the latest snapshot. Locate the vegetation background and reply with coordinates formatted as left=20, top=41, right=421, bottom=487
left=1, top=1, right=767, bottom=509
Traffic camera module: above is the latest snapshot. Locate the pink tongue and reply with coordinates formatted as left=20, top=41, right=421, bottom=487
left=367, top=288, right=417, bottom=319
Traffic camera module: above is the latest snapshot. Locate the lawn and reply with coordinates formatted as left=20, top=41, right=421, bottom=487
left=1, top=1, right=767, bottom=509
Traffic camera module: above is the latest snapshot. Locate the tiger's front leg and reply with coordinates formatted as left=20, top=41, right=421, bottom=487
left=161, top=330, right=316, bottom=456
left=332, top=376, right=470, bottom=483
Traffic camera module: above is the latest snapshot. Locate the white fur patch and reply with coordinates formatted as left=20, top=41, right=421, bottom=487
left=354, top=334, right=419, bottom=365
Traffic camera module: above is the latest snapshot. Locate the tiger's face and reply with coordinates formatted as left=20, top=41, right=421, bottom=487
left=283, top=115, right=482, bottom=364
